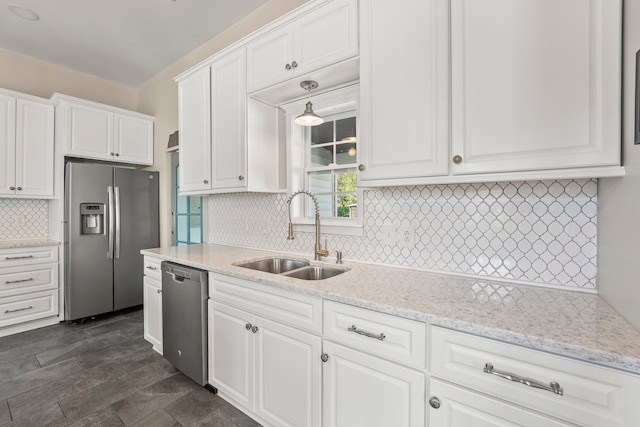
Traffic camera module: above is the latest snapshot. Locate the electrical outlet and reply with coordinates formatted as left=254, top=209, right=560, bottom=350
left=13, top=214, right=26, bottom=227
left=397, top=225, right=415, bottom=248
left=381, top=224, right=396, bottom=245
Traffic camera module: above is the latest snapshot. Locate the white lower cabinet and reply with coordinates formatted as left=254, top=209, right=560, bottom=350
left=322, top=340, right=425, bottom=427
left=207, top=272, right=323, bottom=427
left=143, top=256, right=162, bottom=354
left=0, top=245, right=59, bottom=337
left=428, top=378, right=572, bottom=426
left=209, top=300, right=322, bottom=427
left=429, top=326, right=640, bottom=427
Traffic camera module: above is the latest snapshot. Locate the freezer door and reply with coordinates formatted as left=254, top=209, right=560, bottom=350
left=65, top=162, right=114, bottom=320
left=113, top=168, right=159, bottom=310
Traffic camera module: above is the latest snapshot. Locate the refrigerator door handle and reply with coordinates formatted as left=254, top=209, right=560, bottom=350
left=107, top=185, right=114, bottom=259
left=115, top=186, right=121, bottom=259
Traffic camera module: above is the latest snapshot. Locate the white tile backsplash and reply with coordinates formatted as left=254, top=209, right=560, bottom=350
left=207, top=179, right=598, bottom=290
left=0, top=199, right=49, bottom=240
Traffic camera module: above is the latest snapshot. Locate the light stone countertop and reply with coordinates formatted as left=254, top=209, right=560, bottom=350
left=142, top=243, right=640, bottom=375
left=0, top=239, right=60, bottom=250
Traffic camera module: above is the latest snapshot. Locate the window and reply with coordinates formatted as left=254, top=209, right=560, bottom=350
left=174, top=162, right=203, bottom=245
left=307, top=112, right=358, bottom=218
left=283, top=84, right=362, bottom=235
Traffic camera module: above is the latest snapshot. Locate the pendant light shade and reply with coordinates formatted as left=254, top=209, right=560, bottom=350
left=294, top=80, right=324, bottom=126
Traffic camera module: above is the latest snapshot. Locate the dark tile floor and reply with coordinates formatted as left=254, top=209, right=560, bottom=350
left=0, top=308, right=261, bottom=427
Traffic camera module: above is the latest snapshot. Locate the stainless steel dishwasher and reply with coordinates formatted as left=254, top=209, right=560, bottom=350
left=161, top=261, right=208, bottom=386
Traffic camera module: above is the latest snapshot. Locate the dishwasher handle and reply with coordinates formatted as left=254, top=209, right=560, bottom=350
left=164, top=264, right=193, bottom=283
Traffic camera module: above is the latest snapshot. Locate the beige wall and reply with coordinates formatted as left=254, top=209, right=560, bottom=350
left=137, top=0, right=307, bottom=248
left=598, top=2, right=640, bottom=331
left=0, top=48, right=137, bottom=109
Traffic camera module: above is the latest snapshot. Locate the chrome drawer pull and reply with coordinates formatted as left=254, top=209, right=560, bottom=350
left=5, top=305, right=34, bottom=314
left=146, top=266, right=158, bottom=271
left=5, top=255, right=35, bottom=260
left=348, top=325, right=386, bottom=341
left=5, top=278, right=34, bottom=284
left=484, top=363, right=563, bottom=396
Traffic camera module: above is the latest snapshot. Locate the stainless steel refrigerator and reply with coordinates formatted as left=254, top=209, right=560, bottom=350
left=64, top=161, right=159, bottom=321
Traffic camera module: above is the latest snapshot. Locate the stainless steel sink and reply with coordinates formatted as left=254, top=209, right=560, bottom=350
left=235, top=257, right=309, bottom=274
left=284, top=265, right=348, bottom=280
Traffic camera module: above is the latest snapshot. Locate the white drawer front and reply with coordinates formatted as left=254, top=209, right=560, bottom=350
left=0, top=246, right=58, bottom=267
left=0, top=290, right=58, bottom=327
left=209, top=273, right=322, bottom=334
left=143, top=256, right=162, bottom=281
left=0, top=264, right=58, bottom=297
left=430, top=326, right=640, bottom=427
left=323, top=300, right=426, bottom=369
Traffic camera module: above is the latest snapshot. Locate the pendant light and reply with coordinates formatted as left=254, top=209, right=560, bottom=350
left=295, top=80, right=324, bottom=126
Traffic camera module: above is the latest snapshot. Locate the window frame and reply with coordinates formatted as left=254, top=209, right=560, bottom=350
left=282, top=84, right=363, bottom=236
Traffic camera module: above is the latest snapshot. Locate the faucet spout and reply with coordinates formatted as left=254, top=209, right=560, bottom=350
left=286, top=190, right=328, bottom=261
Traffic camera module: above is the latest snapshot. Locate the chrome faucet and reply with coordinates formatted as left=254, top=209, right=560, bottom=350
left=286, top=190, right=329, bottom=261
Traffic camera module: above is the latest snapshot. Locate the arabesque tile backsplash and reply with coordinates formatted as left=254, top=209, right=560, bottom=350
left=0, top=199, right=49, bottom=240
left=207, top=179, right=597, bottom=290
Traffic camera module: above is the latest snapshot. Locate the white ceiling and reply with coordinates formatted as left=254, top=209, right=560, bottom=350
left=0, top=0, right=270, bottom=87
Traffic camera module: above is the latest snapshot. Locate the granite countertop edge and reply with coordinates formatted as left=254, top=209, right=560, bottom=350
left=0, top=239, right=61, bottom=250
left=141, top=244, right=640, bottom=375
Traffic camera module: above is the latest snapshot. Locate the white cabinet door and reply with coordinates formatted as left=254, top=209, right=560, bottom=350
left=178, top=67, right=212, bottom=193
left=246, top=26, right=293, bottom=92
left=322, top=340, right=425, bottom=427
left=293, top=0, right=358, bottom=77
left=143, top=276, right=163, bottom=354
left=428, top=379, right=573, bottom=427
left=211, top=50, right=247, bottom=191
left=113, top=113, right=153, bottom=165
left=67, top=102, right=113, bottom=159
left=450, top=0, right=621, bottom=175
left=0, top=94, right=16, bottom=196
left=358, top=0, right=450, bottom=184
left=15, top=99, right=54, bottom=197
left=208, top=301, right=254, bottom=409
left=246, top=0, right=358, bottom=92
left=254, top=316, right=322, bottom=427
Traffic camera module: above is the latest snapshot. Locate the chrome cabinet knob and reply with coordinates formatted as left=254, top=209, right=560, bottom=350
left=203, top=179, right=209, bottom=184
left=156, top=289, right=161, bottom=294
left=251, top=325, right=259, bottom=333
left=285, top=63, right=292, bottom=70
left=9, top=186, right=15, bottom=190
left=245, top=323, right=252, bottom=331
left=115, top=153, right=120, bottom=157
left=16, top=187, right=22, bottom=191
left=358, top=164, right=366, bottom=171
left=452, top=155, right=463, bottom=164
left=291, top=61, right=298, bottom=68
left=321, top=353, right=329, bottom=363
left=429, top=396, right=441, bottom=409
left=238, top=175, right=244, bottom=181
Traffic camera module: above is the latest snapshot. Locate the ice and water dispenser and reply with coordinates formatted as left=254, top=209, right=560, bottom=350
left=80, top=203, right=105, bottom=235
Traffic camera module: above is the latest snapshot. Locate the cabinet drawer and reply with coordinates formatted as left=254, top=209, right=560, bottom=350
left=143, top=256, right=162, bottom=281
left=0, top=246, right=58, bottom=267
left=430, top=326, right=640, bottom=427
left=0, top=290, right=58, bottom=328
left=0, top=264, right=58, bottom=297
left=323, top=300, right=426, bottom=369
left=209, top=272, right=322, bottom=334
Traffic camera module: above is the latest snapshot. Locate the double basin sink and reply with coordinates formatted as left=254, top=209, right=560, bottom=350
left=235, top=257, right=348, bottom=280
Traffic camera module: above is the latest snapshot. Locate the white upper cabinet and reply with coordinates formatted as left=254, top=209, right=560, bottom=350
left=210, top=50, right=247, bottom=192
left=449, top=0, right=622, bottom=176
left=0, top=89, right=54, bottom=198
left=53, top=94, right=154, bottom=166
left=246, top=0, right=358, bottom=92
left=359, top=0, right=623, bottom=187
left=178, top=66, right=212, bottom=193
left=177, top=50, right=285, bottom=196
left=358, top=0, right=450, bottom=183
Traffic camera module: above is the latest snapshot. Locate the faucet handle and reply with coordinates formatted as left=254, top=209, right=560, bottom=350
left=336, top=251, right=343, bottom=264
